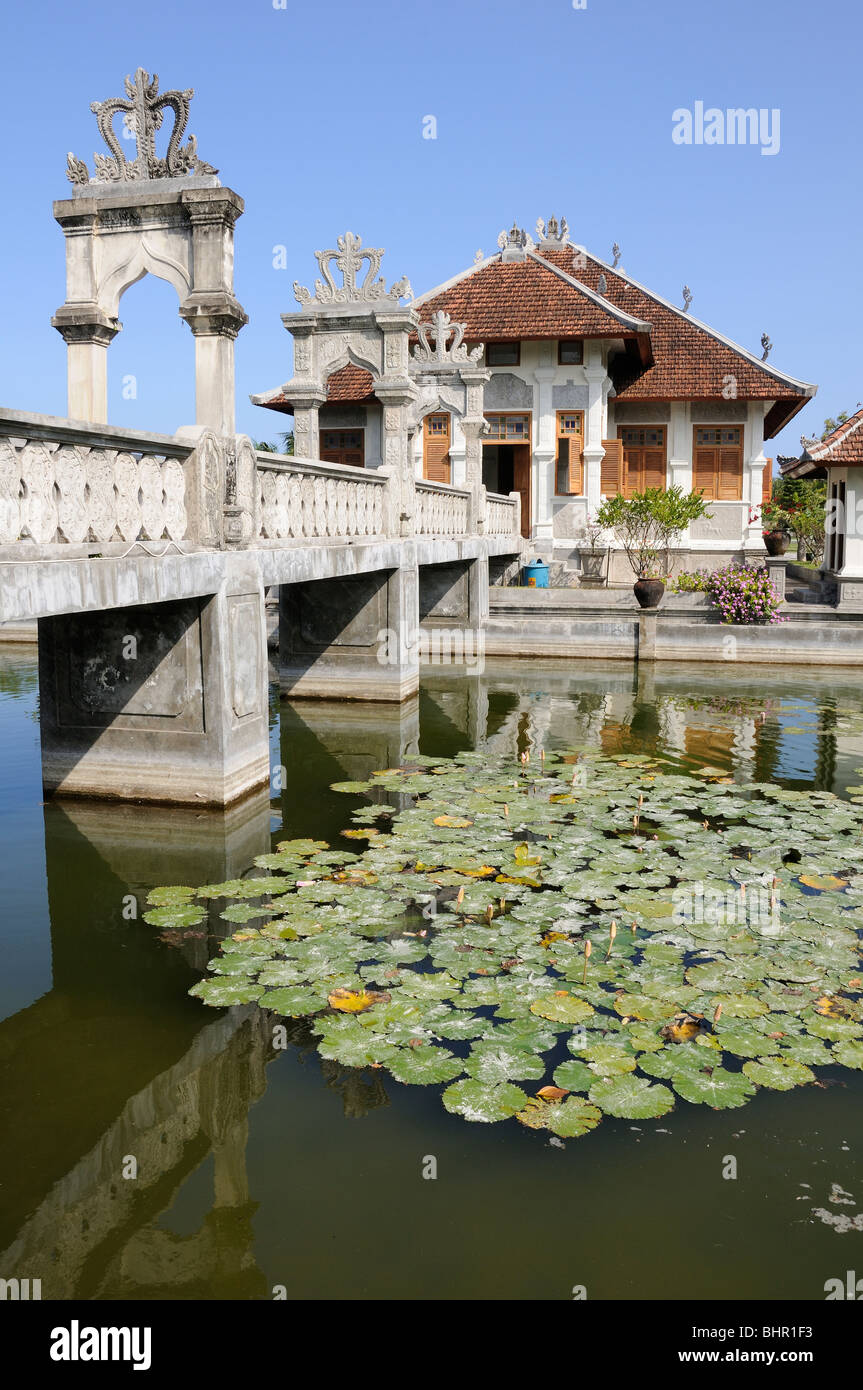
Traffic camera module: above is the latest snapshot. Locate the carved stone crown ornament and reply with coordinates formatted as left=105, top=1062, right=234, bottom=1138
left=536, top=214, right=569, bottom=243
left=293, top=232, right=412, bottom=307
left=497, top=222, right=531, bottom=251
left=412, top=311, right=484, bottom=366
left=66, top=68, right=218, bottom=186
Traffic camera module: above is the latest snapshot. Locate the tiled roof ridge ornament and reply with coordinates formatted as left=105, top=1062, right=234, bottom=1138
left=682, top=285, right=693, bottom=313
left=611, top=242, right=622, bottom=269
left=66, top=67, right=217, bottom=185
left=536, top=214, right=569, bottom=244
left=293, top=232, right=412, bottom=307
left=497, top=222, right=530, bottom=250
left=761, top=332, right=773, bottom=361
left=597, top=273, right=608, bottom=294
left=412, top=310, right=484, bottom=365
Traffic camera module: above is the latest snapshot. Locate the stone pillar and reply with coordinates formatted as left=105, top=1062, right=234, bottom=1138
left=377, top=394, right=415, bottom=536
left=290, top=395, right=325, bottom=460
left=745, top=401, right=769, bottom=550
left=180, top=307, right=246, bottom=437
left=38, top=560, right=270, bottom=806
left=51, top=313, right=119, bottom=424
left=764, top=556, right=787, bottom=599
left=583, top=346, right=607, bottom=513
left=533, top=365, right=557, bottom=542
left=279, top=556, right=420, bottom=701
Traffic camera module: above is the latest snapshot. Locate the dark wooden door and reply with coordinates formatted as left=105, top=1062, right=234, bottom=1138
left=512, top=445, right=531, bottom=537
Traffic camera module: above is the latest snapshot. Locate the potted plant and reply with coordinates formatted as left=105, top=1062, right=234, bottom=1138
left=756, top=498, right=792, bottom=556
left=578, top=513, right=607, bottom=585
left=596, top=487, right=712, bottom=609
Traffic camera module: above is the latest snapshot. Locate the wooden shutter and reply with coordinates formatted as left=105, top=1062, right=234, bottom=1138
left=762, top=458, right=773, bottom=504
left=693, top=447, right=717, bottom=498
left=643, top=449, right=666, bottom=491
left=321, top=430, right=364, bottom=468
left=424, top=414, right=451, bottom=483
left=718, top=447, right=742, bottom=500
left=600, top=439, right=624, bottom=495
left=568, top=442, right=584, bottom=494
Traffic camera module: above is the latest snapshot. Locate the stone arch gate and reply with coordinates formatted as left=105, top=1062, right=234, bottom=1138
left=52, top=68, right=247, bottom=432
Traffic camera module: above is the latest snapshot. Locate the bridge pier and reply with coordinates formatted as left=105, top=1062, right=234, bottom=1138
left=279, top=561, right=420, bottom=701
left=38, top=564, right=270, bottom=806
left=419, top=556, right=489, bottom=631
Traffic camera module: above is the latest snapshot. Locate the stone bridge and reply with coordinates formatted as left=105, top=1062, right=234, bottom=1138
left=0, top=407, right=521, bottom=805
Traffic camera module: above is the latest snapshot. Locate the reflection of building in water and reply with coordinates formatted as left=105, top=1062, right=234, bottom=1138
left=1, top=1008, right=273, bottom=1299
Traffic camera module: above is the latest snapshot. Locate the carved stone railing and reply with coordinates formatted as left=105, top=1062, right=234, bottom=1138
left=0, top=410, right=204, bottom=550
left=256, top=453, right=387, bottom=541
left=415, top=479, right=471, bottom=537
left=486, top=490, right=520, bottom=537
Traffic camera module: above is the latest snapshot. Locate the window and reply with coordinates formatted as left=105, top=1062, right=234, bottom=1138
left=486, top=341, right=521, bottom=366
left=423, top=412, right=451, bottom=483
left=620, top=426, right=667, bottom=497
left=555, top=411, right=584, bottom=494
left=320, top=429, right=364, bottom=468
left=485, top=413, right=531, bottom=441
left=692, top=426, right=743, bottom=500
left=558, top=340, right=583, bottom=365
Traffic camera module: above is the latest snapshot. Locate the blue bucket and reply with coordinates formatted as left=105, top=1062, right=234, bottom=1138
left=522, top=561, right=549, bottom=588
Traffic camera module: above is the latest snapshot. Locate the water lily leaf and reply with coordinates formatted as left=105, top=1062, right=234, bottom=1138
left=530, top=993, right=595, bottom=1024
left=742, top=1057, right=815, bottom=1089
left=262, top=985, right=329, bottom=1015
left=144, top=904, right=206, bottom=928
left=798, top=873, right=846, bottom=891
left=146, top=885, right=195, bottom=907
left=832, top=1038, right=863, bottom=1068
left=517, top=1094, right=602, bottom=1137
left=588, top=1074, right=675, bottom=1119
left=188, top=978, right=263, bottom=1006
left=387, top=1047, right=464, bottom=1085
left=466, top=1043, right=547, bottom=1084
left=442, top=1079, right=527, bottom=1122
left=671, top=1066, right=756, bottom=1108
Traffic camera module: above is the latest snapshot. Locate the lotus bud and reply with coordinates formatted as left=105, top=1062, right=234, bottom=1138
left=633, top=813, right=639, bottom=829
left=638, top=793, right=643, bottom=808
left=582, top=937, right=592, bottom=984
left=486, top=904, right=494, bottom=924
left=456, top=886, right=465, bottom=905
left=606, top=921, right=617, bottom=959
left=503, top=803, right=509, bottom=819
left=713, top=1003, right=722, bottom=1025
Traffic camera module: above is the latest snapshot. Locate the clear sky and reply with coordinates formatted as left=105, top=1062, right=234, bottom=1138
left=1, top=0, right=859, bottom=457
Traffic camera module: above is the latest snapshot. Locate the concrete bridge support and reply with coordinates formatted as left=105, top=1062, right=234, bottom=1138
left=38, top=563, right=270, bottom=806
left=279, top=559, right=420, bottom=701
left=419, top=557, right=489, bottom=631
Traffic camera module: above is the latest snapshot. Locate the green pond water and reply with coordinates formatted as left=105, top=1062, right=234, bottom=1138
left=1, top=646, right=861, bottom=1301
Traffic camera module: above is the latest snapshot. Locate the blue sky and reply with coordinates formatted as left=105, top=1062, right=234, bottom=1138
left=1, top=0, right=859, bottom=456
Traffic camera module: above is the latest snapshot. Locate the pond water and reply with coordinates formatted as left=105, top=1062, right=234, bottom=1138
left=1, top=646, right=861, bottom=1301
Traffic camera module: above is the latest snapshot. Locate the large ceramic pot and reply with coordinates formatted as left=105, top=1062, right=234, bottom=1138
left=764, top=530, right=790, bottom=557
left=579, top=550, right=606, bottom=585
left=633, top=578, right=666, bottom=609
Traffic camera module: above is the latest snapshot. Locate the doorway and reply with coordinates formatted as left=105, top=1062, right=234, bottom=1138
left=482, top=443, right=531, bottom=537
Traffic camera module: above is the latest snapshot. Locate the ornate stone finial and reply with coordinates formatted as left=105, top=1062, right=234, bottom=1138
left=474, top=248, right=484, bottom=264
left=682, top=285, right=693, bottom=313
left=611, top=242, right=622, bottom=268
left=412, top=310, right=484, bottom=366
left=293, top=232, right=412, bottom=307
left=597, top=273, right=608, bottom=294
left=498, top=222, right=529, bottom=250
left=66, top=67, right=217, bottom=185
left=761, top=332, right=773, bottom=361
left=800, top=433, right=819, bottom=451
left=536, top=215, right=569, bottom=244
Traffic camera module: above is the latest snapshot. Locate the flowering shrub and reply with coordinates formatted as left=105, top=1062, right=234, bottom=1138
left=705, top=562, right=785, bottom=624
left=670, top=569, right=711, bottom=593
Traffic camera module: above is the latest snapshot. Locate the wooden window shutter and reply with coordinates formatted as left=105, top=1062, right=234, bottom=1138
left=762, top=459, right=773, bottom=505
left=693, top=447, right=717, bottom=498
left=622, top=443, right=642, bottom=497
left=718, top=447, right=742, bottom=500
left=600, top=439, right=623, bottom=495
left=568, top=443, right=584, bottom=494
left=424, top=414, right=451, bottom=483
left=643, top=449, right=666, bottom=491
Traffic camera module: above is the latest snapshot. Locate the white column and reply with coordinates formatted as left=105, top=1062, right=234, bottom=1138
left=449, top=415, right=467, bottom=487
left=583, top=344, right=607, bottom=514
left=668, top=402, right=692, bottom=547
left=745, top=401, right=769, bottom=550
left=533, top=366, right=556, bottom=541
left=840, top=466, right=863, bottom=576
